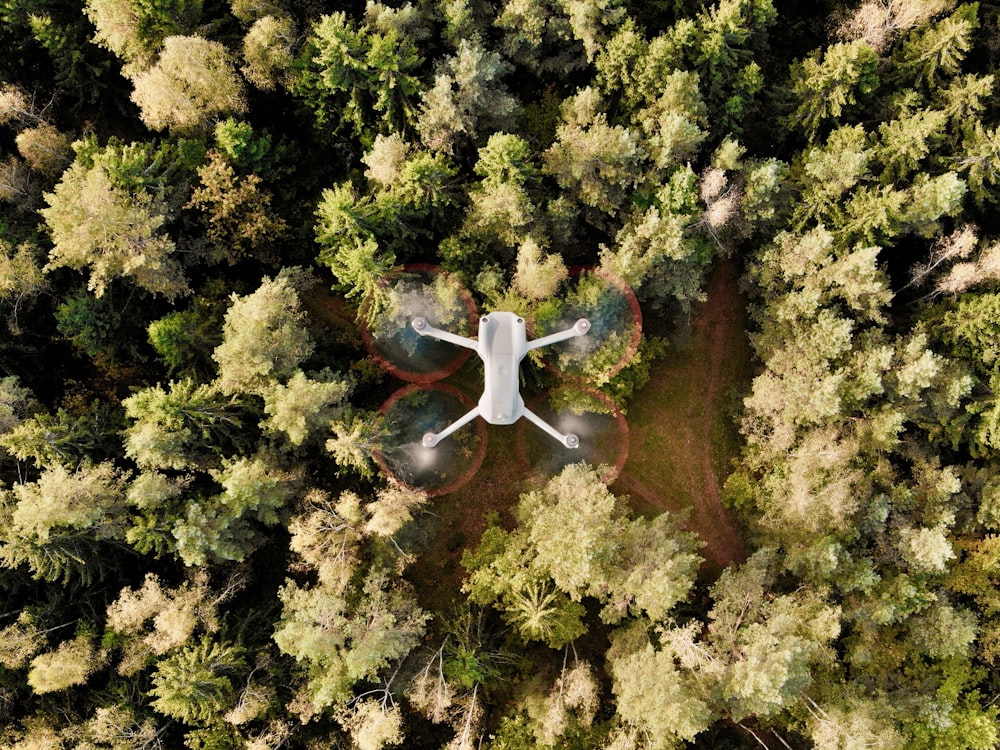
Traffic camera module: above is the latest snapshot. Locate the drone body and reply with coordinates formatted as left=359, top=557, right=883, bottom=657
left=411, top=312, right=591, bottom=449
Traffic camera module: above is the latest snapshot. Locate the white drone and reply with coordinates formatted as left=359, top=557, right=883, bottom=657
left=411, top=312, right=591, bottom=449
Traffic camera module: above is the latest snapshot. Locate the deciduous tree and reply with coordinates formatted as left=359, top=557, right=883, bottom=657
left=41, top=156, right=189, bottom=300
left=131, top=36, right=247, bottom=133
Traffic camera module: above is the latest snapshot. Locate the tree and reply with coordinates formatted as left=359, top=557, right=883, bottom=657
left=242, top=14, right=297, bottom=91
left=787, top=40, right=879, bottom=138
left=262, top=369, right=353, bottom=446
left=213, top=269, right=315, bottom=395
left=337, top=699, right=405, bottom=750
left=836, top=0, right=954, bottom=50
left=186, top=149, right=288, bottom=264
left=0, top=612, right=46, bottom=670
left=465, top=464, right=702, bottom=649
left=294, top=11, right=421, bottom=135
left=0, top=376, right=34, bottom=435
left=27, top=635, right=100, bottom=694
left=958, top=121, right=1000, bottom=204
left=543, top=87, right=643, bottom=215
left=40, top=155, right=189, bottom=300
left=523, top=657, right=600, bottom=745
left=0, top=404, right=109, bottom=468
left=274, top=557, right=428, bottom=712
left=326, top=411, right=391, bottom=478
left=84, top=0, right=203, bottom=74
left=417, top=39, right=520, bottom=154
left=896, top=3, right=978, bottom=88
left=877, top=109, right=948, bottom=182
left=15, top=122, right=72, bottom=176
left=131, top=36, right=247, bottom=134
left=106, top=571, right=221, bottom=675
left=599, top=167, right=709, bottom=301
left=513, top=238, right=567, bottom=300
left=171, top=452, right=300, bottom=566
left=122, top=379, right=243, bottom=470
left=149, top=637, right=245, bottom=724
left=0, top=462, right=127, bottom=583
left=147, top=298, right=225, bottom=377
left=521, top=464, right=702, bottom=623
left=606, top=623, right=716, bottom=748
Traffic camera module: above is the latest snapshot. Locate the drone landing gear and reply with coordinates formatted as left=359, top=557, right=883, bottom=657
left=421, top=407, right=480, bottom=448
left=422, top=405, right=580, bottom=450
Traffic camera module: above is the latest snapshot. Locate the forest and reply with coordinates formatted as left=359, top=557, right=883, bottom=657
left=1, top=0, right=1000, bottom=747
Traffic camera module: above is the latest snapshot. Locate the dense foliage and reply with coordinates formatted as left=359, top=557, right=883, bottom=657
left=2, top=0, right=1000, bottom=747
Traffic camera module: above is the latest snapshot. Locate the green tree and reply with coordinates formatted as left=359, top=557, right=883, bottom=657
left=262, top=369, right=353, bottom=447
left=417, top=39, right=520, bottom=154
left=294, top=11, right=421, bottom=135
left=147, top=298, right=225, bottom=377
left=606, top=622, right=716, bottom=748
left=213, top=268, right=315, bottom=395
left=272, top=487, right=428, bottom=717
left=40, top=155, right=189, bottom=300
left=787, top=40, right=879, bottom=138
left=465, top=464, right=702, bottom=646
left=326, top=411, right=391, bottom=478
left=0, top=404, right=109, bottom=468
left=543, top=87, right=643, bottom=215
left=149, top=637, right=244, bottom=724
left=896, top=3, right=978, bottom=88
left=171, top=452, right=300, bottom=566
left=122, top=379, right=243, bottom=470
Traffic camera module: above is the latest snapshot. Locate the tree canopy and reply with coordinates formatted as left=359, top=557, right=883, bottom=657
left=2, top=0, right=1000, bottom=747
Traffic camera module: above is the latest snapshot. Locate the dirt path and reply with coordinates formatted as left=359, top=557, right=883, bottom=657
left=611, top=260, right=750, bottom=571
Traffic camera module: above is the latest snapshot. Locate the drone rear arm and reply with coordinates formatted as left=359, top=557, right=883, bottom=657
left=522, top=407, right=580, bottom=449
left=421, top=406, right=481, bottom=448
left=525, top=318, right=591, bottom=352
left=411, top=317, right=478, bottom=350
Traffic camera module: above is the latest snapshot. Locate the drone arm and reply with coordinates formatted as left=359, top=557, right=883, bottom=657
left=422, top=406, right=481, bottom=448
left=411, top=317, right=478, bottom=351
left=522, top=407, right=580, bottom=449
left=525, top=318, right=591, bottom=352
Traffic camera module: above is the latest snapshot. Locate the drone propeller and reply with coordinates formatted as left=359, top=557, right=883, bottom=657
left=516, top=385, right=630, bottom=485
left=375, top=383, right=487, bottom=496
left=361, top=264, right=478, bottom=382
left=532, top=267, right=642, bottom=385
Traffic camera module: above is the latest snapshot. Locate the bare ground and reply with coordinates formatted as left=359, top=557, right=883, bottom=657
left=611, top=260, right=750, bottom=571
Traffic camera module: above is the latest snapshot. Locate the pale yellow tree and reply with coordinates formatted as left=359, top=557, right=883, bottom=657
left=242, top=15, right=297, bottom=91
left=41, top=160, right=189, bottom=300
left=131, top=36, right=248, bottom=133
left=27, top=634, right=101, bottom=694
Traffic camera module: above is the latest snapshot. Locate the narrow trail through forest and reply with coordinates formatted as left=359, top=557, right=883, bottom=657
left=612, top=260, right=750, bottom=570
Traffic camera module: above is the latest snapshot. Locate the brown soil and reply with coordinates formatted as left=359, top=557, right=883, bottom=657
left=611, top=260, right=750, bottom=571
